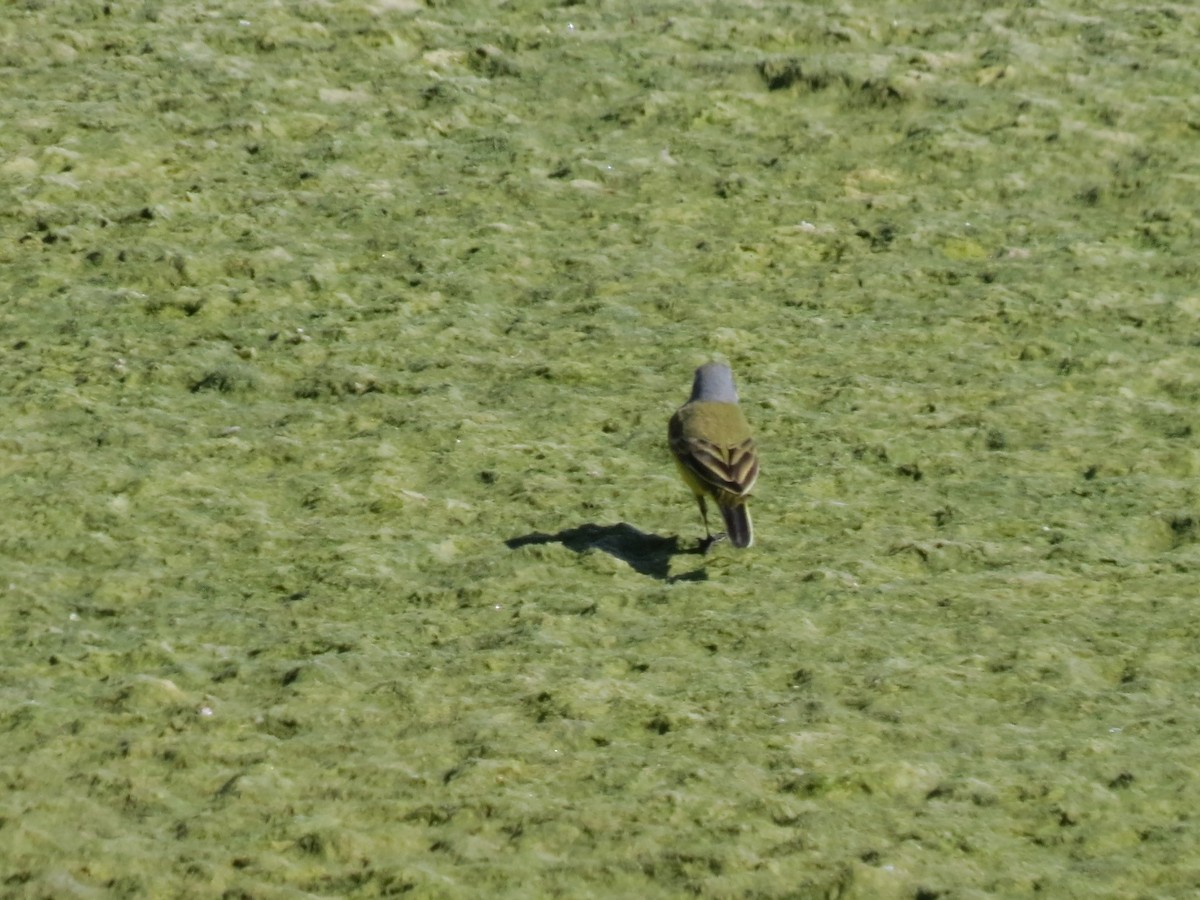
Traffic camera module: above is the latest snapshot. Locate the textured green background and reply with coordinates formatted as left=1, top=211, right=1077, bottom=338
left=3, top=1, right=1200, bottom=897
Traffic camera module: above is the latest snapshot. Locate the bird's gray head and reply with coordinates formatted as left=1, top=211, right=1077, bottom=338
left=690, top=362, right=739, bottom=403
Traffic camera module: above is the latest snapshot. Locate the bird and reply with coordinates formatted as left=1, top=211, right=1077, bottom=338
left=668, top=362, right=759, bottom=550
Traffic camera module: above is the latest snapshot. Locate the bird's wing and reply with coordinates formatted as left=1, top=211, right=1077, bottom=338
left=672, top=434, right=759, bottom=498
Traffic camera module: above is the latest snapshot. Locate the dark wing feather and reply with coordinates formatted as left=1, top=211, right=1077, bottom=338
left=673, top=435, right=759, bottom=498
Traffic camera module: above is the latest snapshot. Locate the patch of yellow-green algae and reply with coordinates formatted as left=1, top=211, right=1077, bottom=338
left=3, top=0, right=1200, bottom=896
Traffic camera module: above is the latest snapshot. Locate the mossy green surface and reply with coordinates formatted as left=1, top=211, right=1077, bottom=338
left=3, top=1, right=1200, bottom=896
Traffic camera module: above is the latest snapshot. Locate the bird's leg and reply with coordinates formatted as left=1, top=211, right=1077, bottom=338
left=696, top=495, right=726, bottom=554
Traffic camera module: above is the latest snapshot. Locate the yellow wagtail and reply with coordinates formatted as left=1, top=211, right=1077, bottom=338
left=668, top=362, right=759, bottom=549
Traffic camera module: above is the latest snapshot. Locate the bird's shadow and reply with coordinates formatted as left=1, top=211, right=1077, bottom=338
left=505, top=523, right=707, bottom=582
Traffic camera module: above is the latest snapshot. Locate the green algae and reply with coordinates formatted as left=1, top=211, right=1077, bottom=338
left=3, top=0, right=1200, bottom=897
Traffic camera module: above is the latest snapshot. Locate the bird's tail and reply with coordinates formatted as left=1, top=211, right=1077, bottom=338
left=719, top=502, right=753, bottom=549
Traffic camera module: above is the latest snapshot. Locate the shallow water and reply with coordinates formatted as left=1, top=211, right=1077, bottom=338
left=3, top=1, right=1200, bottom=897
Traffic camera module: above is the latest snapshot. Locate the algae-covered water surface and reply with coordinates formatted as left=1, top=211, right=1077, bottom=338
left=4, top=1, right=1200, bottom=896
